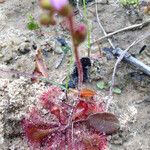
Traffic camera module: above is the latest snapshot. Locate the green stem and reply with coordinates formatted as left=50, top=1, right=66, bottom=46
left=83, top=0, right=91, bottom=57
left=66, top=54, right=74, bottom=90
left=87, top=23, right=91, bottom=57
left=40, top=77, right=66, bottom=90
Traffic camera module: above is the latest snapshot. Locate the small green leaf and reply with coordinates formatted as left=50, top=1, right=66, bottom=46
left=97, top=81, right=105, bottom=90
left=28, top=15, right=34, bottom=21
left=120, top=0, right=127, bottom=5
left=120, top=0, right=139, bottom=6
left=27, top=15, right=40, bottom=30
left=113, top=88, right=122, bottom=94
left=27, top=22, right=40, bottom=30
left=61, top=45, right=71, bottom=54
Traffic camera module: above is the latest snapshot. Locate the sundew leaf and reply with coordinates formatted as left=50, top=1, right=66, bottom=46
left=22, top=86, right=107, bottom=149
left=113, top=88, right=122, bottom=94
left=82, top=134, right=107, bottom=150
left=73, top=100, right=104, bottom=122
left=87, top=112, right=120, bottom=135
left=73, top=101, right=89, bottom=121
left=79, top=88, right=96, bottom=98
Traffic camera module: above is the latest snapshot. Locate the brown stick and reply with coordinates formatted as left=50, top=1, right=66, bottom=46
left=91, top=19, right=150, bottom=46
left=106, top=33, right=150, bottom=111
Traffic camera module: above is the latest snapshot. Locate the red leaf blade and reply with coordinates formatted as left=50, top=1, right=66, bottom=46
left=87, top=112, right=120, bottom=135
left=79, top=88, right=96, bottom=98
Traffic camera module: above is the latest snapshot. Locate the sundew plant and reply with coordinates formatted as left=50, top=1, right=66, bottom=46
left=22, top=0, right=120, bottom=149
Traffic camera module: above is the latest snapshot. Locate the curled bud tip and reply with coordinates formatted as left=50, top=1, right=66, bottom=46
left=74, top=24, right=87, bottom=46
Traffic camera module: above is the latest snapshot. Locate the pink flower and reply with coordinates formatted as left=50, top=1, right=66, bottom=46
left=50, top=0, right=68, bottom=10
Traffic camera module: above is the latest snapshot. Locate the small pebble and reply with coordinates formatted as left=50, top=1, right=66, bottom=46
left=0, top=53, right=4, bottom=58
left=144, top=96, right=150, bottom=102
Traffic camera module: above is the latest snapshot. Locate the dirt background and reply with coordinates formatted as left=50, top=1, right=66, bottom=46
left=0, top=0, right=150, bottom=149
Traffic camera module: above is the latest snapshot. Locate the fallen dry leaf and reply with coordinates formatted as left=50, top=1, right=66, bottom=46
left=35, top=49, right=48, bottom=78
left=31, top=49, right=48, bottom=82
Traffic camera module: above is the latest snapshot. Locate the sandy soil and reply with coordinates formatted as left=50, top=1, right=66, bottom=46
left=0, top=0, right=150, bottom=149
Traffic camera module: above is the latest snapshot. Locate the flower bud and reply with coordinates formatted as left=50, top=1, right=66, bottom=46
left=40, top=13, right=56, bottom=26
left=73, top=24, right=87, bottom=46
left=39, top=0, right=52, bottom=10
left=59, top=4, right=73, bottom=17
left=144, top=6, right=150, bottom=15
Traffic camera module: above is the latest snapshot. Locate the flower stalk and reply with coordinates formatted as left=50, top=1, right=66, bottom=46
left=68, top=16, right=83, bottom=88
left=39, top=0, right=87, bottom=88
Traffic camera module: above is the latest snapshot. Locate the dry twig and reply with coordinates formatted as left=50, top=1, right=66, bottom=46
left=76, top=0, right=83, bottom=18
left=106, top=33, right=150, bottom=111
left=91, top=19, right=150, bottom=46
left=0, top=26, right=5, bottom=32
left=95, top=0, right=115, bottom=49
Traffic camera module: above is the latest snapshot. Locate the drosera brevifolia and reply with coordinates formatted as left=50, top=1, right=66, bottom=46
left=13, top=0, right=120, bottom=149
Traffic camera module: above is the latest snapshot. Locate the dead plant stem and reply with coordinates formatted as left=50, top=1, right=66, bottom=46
left=106, top=33, right=150, bottom=111
left=91, top=19, right=150, bottom=46
left=95, top=0, right=115, bottom=49
left=76, top=0, right=83, bottom=18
